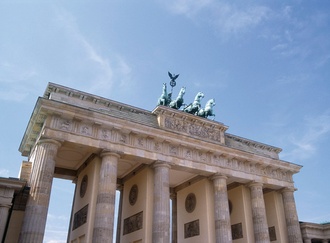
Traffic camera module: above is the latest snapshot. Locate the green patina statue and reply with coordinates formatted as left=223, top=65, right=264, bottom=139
left=157, top=83, right=171, bottom=106
left=169, top=86, right=186, bottom=109
left=157, top=72, right=216, bottom=120
left=196, top=98, right=216, bottom=120
left=183, top=92, right=204, bottom=114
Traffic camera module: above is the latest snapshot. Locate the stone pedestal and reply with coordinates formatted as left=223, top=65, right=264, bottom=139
left=19, top=139, right=61, bottom=243
left=248, top=182, right=270, bottom=243
left=212, top=174, right=232, bottom=243
left=92, top=151, right=120, bottom=243
left=281, top=188, right=303, bottom=243
left=152, top=162, right=171, bottom=243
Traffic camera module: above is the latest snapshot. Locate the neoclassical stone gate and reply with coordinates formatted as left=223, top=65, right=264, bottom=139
left=14, top=83, right=303, bottom=243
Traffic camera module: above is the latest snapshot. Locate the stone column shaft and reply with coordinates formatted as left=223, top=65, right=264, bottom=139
left=281, top=188, right=303, bottom=243
left=0, top=204, right=11, bottom=241
left=92, top=151, right=119, bottom=243
left=249, top=182, right=270, bottom=243
left=19, top=139, right=61, bottom=243
left=212, top=174, right=232, bottom=243
left=152, top=162, right=170, bottom=243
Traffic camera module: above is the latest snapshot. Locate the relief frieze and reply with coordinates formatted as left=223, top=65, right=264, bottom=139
left=72, top=204, right=88, bottom=231
left=184, top=219, right=200, bottom=239
left=231, top=222, right=243, bottom=240
left=99, top=128, right=111, bottom=140
left=164, top=117, right=221, bottom=143
left=123, top=211, right=143, bottom=235
left=49, top=116, right=293, bottom=183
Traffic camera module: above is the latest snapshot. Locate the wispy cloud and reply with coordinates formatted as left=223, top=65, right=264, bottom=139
left=211, top=4, right=270, bottom=35
left=282, top=110, right=330, bottom=161
left=269, top=5, right=330, bottom=68
left=165, top=1, right=270, bottom=37
left=54, top=9, right=132, bottom=96
left=0, top=62, right=39, bottom=102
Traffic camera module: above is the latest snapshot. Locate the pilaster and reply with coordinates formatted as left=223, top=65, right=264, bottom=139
left=92, top=151, right=120, bottom=243
left=170, top=191, right=177, bottom=243
left=248, top=182, right=270, bottom=243
left=212, top=174, right=232, bottom=243
left=116, top=185, right=124, bottom=243
left=152, top=161, right=171, bottom=243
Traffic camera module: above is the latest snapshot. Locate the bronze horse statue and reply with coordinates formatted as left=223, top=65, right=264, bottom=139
left=169, top=86, right=186, bottom=109
left=157, top=83, right=171, bottom=106
left=196, top=98, right=216, bottom=120
left=183, top=92, right=204, bottom=114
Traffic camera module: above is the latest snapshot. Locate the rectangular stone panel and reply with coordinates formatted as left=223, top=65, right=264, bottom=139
left=123, top=211, right=143, bottom=235
left=269, top=226, right=277, bottom=241
left=184, top=219, right=200, bottom=238
left=72, top=204, right=88, bottom=230
left=231, top=222, right=243, bottom=240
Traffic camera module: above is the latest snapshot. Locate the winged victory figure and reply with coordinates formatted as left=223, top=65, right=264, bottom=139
left=168, top=71, right=179, bottom=88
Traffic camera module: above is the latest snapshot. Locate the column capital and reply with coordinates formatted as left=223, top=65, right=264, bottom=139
left=100, top=150, right=121, bottom=159
left=152, top=160, right=171, bottom=169
left=211, top=173, right=228, bottom=181
left=37, top=138, right=62, bottom=147
left=281, top=187, right=297, bottom=193
left=247, top=181, right=264, bottom=188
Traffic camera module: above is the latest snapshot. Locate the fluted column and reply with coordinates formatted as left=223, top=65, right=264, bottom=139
left=281, top=188, right=303, bottom=243
left=248, top=182, right=270, bottom=243
left=212, top=174, right=232, bottom=243
left=92, top=151, right=120, bottom=243
left=19, top=139, right=61, bottom=243
left=152, top=161, right=171, bottom=243
left=170, top=191, right=177, bottom=243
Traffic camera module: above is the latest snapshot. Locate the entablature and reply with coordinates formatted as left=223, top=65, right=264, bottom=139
left=32, top=101, right=300, bottom=187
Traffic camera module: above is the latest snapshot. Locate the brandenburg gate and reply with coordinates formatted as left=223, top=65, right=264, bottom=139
left=9, top=82, right=303, bottom=242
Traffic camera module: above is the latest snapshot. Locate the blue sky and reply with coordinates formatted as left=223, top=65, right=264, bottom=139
left=1, top=1, right=330, bottom=242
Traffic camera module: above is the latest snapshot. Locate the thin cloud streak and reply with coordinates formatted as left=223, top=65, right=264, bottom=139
left=282, top=110, right=330, bottom=161
left=166, top=1, right=270, bottom=36
left=54, top=8, right=132, bottom=96
left=0, top=62, right=39, bottom=102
